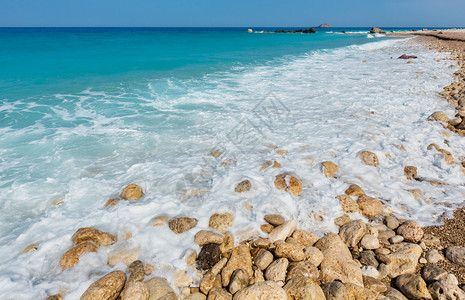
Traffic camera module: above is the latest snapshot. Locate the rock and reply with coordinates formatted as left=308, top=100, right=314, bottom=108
left=363, top=275, right=386, bottom=294
left=334, top=214, right=351, bottom=227
left=261, top=224, right=274, bottom=234
left=247, top=29, right=253, bottom=33
left=274, top=173, right=302, bottom=196
left=286, top=261, right=320, bottom=282
left=385, top=215, right=400, bottom=230
left=429, top=274, right=465, bottom=300
left=168, top=217, right=198, bottom=234
left=396, top=274, right=431, bottom=299
left=357, top=195, right=383, bottom=217
left=81, top=271, right=126, bottom=300
left=421, top=234, right=441, bottom=248
left=59, top=241, right=98, bottom=270
left=275, top=242, right=305, bottom=261
left=339, top=220, right=367, bottom=248
left=233, top=281, right=287, bottom=299
left=283, top=277, right=326, bottom=300
left=361, top=235, right=380, bottom=250
left=345, top=184, right=365, bottom=196
left=384, top=287, right=408, bottom=300
left=428, top=111, right=450, bottom=123
left=254, top=249, right=274, bottom=270
left=397, top=220, right=424, bottom=243
left=384, top=243, right=422, bottom=278
left=200, top=269, right=222, bottom=294
left=445, top=246, right=465, bottom=267
left=319, top=23, right=332, bottom=27
left=308, top=27, right=317, bottom=33
left=127, top=260, right=145, bottom=284
left=345, top=283, right=377, bottom=300
left=71, top=227, right=116, bottom=247
left=108, top=244, right=141, bottom=266
left=105, top=198, right=120, bottom=207
left=398, top=54, right=418, bottom=59
left=265, top=258, right=289, bottom=284
left=360, top=251, right=379, bottom=268
left=404, top=166, right=418, bottom=180
left=378, top=230, right=396, bottom=245
left=291, top=229, right=319, bottom=247
left=425, top=249, right=443, bottom=264
left=322, top=161, right=339, bottom=178
left=408, top=189, right=424, bottom=199
left=209, top=213, right=234, bottom=232
left=370, top=27, right=386, bottom=34
left=151, top=215, right=169, bottom=227
left=229, top=269, right=249, bottom=294
left=389, top=235, right=404, bottom=244
left=270, top=220, right=297, bottom=243
left=235, top=180, right=251, bottom=193
left=144, top=263, right=154, bottom=275
left=422, top=264, right=448, bottom=283
left=186, top=293, right=207, bottom=300
left=321, top=280, right=348, bottom=300
left=121, top=281, right=150, bottom=300
left=252, top=238, right=271, bottom=249
left=221, top=244, right=253, bottom=287
left=145, top=277, right=176, bottom=300
left=315, top=233, right=363, bottom=286
left=197, top=243, right=222, bottom=271
left=336, top=195, right=359, bottom=213
left=120, top=183, right=144, bottom=200
left=359, top=151, right=379, bottom=167
left=303, top=246, right=324, bottom=267
left=264, top=214, right=285, bottom=226
left=361, top=266, right=380, bottom=279
left=220, top=232, right=234, bottom=254
left=195, top=231, right=224, bottom=246
left=208, top=287, right=232, bottom=300
left=174, top=270, right=193, bottom=287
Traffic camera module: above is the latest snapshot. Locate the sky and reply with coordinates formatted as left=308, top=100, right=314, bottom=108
left=0, top=0, right=464, bottom=27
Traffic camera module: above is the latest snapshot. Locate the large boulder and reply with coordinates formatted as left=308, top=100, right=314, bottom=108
left=369, top=27, right=386, bottom=34
left=81, top=271, right=126, bottom=300
left=315, top=233, right=363, bottom=286
left=233, top=281, right=287, bottom=300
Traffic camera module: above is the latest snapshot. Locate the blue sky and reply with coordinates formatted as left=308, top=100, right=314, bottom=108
left=0, top=0, right=464, bottom=27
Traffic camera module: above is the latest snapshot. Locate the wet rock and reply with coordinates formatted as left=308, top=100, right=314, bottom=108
left=425, top=249, right=443, bottom=264
left=385, top=243, right=422, bottom=278
left=336, top=195, right=359, bottom=213
left=303, top=246, right=324, bottom=267
left=229, top=269, right=249, bottom=294
left=283, top=277, right=326, bottom=300
left=254, top=249, right=274, bottom=270
left=360, top=250, right=379, bottom=268
left=208, top=287, right=232, bottom=300
left=59, top=241, right=98, bottom=270
left=274, top=173, right=302, bottom=196
left=334, top=214, right=351, bottom=227
left=200, top=266, right=223, bottom=294
left=322, top=161, right=339, bottom=178
left=72, top=227, right=116, bottom=247
left=339, top=220, right=367, bottom=248
left=291, top=229, right=319, bottom=247
left=145, top=277, right=176, bottom=300
left=234, top=180, right=251, bottom=193
left=315, top=233, right=363, bottom=286
left=233, top=281, right=287, bottom=300
left=428, top=111, right=450, bottom=123
left=220, top=232, right=234, bottom=254
left=168, top=217, right=198, bottom=234
left=286, top=261, right=320, bottom=282
left=345, top=184, right=365, bottom=196
left=197, top=243, right=222, bottom=271
left=357, top=195, right=383, bottom=217
left=185, top=293, right=207, bottom=300
left=221, top=244, right=253, bottom=287
left=209, top=213, right=234, bottom=232
left=396, top=274, right=431, bottom=299
left=404, top=166, right=418, bottom=180
left=121, top=281, right=149, bottom=300
left=429, top=274, right=465, bottom=300
left=270, top=220, right=297, bottom=243
left=108, top=244, right=141, bottom=266
left=105, top=198, right=120, bottom=207
left=151, top=215, right=169, bottom=227
left=81, top=271, right=126, bottom=300
left=370, top=27, right=386, bottom=34
left=174, top=270, right=193, bottom=288
left=275, top=242, right=305, bottom=261
left=422, top=264, right=448, bottom=283
left=445, top=246, right=465, bottom=267
left=252, top=238, right=271, bottom=249
left=398, top=54, right=418, bottom=59
left=265, top=258, right=289, bottom=284
left=195, top=230, right=224, bottom=246
left=360, top=235, right=380, bottom=250
left=46, top=295, right=62, bottom=300
left=321, top=280, right=347, bottom=300
left=397, top=220, right=424, bottom=243
left=359, top=151, right=379, bottom=167
left=261, top=224, right=274, bottom=234
left=385, top=215, right=400, bottom=230
left=23, top=243, right=39, bottom=253
left=127, top=260, right=145, bottom=284
left=264, top=214, right=285, bottom=226
left=120, top=183, right=144, bottom=200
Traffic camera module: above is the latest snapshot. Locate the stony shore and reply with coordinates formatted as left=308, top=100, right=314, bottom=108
left=45, top=33, right=465, bottom=300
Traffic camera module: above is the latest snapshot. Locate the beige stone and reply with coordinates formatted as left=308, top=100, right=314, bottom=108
left=395, top=274, right=431, bottom=299
left=291, top=229, right=319, bottom=247
left=71, top=227, right=116, bottom=247
left=265, top=258, right=289, bottom=283
left=286, top=261, right=320, bottom=282
left=359, top=151, right=379, bottom=167
left=428, top=111, right=449, bottom=123
left=345, top=184, right=365, bottom=196
left=322, top=161, right=339, bottom=178
left=396, top=220, right=424, bottom=243
left=81, top=271, right=126, bottom=300
left=151, top=215, right=169, bottom=227
left=264, top=214, right=285, bottom=226
left=404, top=166, right=417, bottom=180
left=145, top=277, right=176, bottom=300
left=336, top=195, right=359, bottom=213
left=168, top=217, right=198, bottom=234
left=120, top=183, right=144, bottom=200
left=357, top=195, right=383, bottom=217
left=254, top=249, right=274, bottom=270
left=284, top=277, right=326, bottom=300
left=209, top=213, right=234, bottom=232
left=121, top=281, right=149, bottom=300
left=339, top=220, right=367, bottom=248
left=233, top=281, right=287, bottom=300
left=274, top=173, right=302, bottom=196
left=221, top=244, right=253, bottom=287
left=229, top=269, right=249, bottom=294
left=275, top=242, right=305, bottom=262
left=270, top=220, right=297, bottom=243
left=234, top=180, right=251, bottom=193
left=105, top=198, right=120, bottom=207
left=108, top=244, right=141, bottom=266
left=334, top=214, right=351, bottom=227
left=261, top=224, right=274, bottom=234
left=194, top=230, right=224, bottom=246
left=360, top=235, right=380, bottom=250
left=59, top=241, right=98, bottom=270
left=127, top=260, right=145, bottom=284
left=385, top=243, right=422, bottom=278
left=303, top=247, right=324, bottom=267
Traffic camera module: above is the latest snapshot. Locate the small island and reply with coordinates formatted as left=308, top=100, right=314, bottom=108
left=318, top=23, right=332, bottom=27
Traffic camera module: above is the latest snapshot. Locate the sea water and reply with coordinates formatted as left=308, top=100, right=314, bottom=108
left=0, top=27, right=464, bottom=298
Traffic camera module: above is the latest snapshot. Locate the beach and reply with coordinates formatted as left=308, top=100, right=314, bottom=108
left=1, top=28, right=465, bottom=299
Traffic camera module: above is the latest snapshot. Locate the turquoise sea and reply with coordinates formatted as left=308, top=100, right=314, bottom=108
left=1, top=27, right=464, bottom=298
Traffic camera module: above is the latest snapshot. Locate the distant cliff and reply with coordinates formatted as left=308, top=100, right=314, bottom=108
left=318, top=23, right=332, bottom=28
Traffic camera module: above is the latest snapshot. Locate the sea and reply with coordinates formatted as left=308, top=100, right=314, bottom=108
left=0, top=27, right=464, bottom=298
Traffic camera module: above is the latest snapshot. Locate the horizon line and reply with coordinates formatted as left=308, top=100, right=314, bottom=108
left=0, top=25, right=463, bottom=29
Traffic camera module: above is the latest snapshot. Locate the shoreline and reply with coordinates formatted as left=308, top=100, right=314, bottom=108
left=43, top=33, right=465, bottom=299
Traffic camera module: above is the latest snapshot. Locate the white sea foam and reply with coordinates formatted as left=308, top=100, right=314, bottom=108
left=0, top=38, right=463, bottom=298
